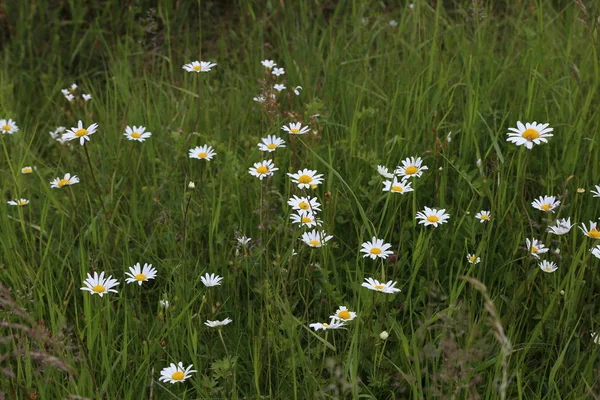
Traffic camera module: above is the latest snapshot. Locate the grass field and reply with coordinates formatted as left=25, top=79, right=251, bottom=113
left=1, top=0, right=600, bottom=398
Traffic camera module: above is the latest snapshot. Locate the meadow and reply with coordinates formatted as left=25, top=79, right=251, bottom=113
left=1, top=0, right=600, bottom=398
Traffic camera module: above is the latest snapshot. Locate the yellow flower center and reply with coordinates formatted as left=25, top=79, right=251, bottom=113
left=17, top=200, right=27, bottom=206
left=322, top=323, right=329, bottom=328
left=2, top=125, right=10, bottom=131
left=131, top=131, right=141, bottom=139
left=57, top=179, right=70, bottom=188
left=298, top=201, right=310, bottom=210
left=75, top=128, right=88, bottom=137
left=267, top=143, right=277, bottom=149
left=469, top=256, right=477, bottom=263
left=480, top=215, right=489, bottom=220
left=193, top=65, right=201, bottom=71
left=427, top=215, right=439, bottom=223
left=22, top=167, right=33, bottom=173
left=374, top=284, right=385, bottom=290
left=298, top=174, right=312, bottom=184
left=337, top=310, right=351, bottom=320
left=92, top=285, right=106, bottom=293
left=256, top=166, right=269, bottom=174
left=405, top=166, right=418, bottom=175
left=290, top=128, right=300, bottom=133
left=588, top=229, right=600, bottom=238
left=541, top=204, right=551, bottom=211
left=135, top=273, right=146, bottom=281
left=198, top=152, right=207, bottom=158
left=521, top=128, right=540, bottom=140
left=545, top=266, right=552, bottom=271
left=301, top=217, right=312, bottom=223
left=370, top=248, right=382, bottom=255
left=171, top=371, right=185, bottom=381
left=391, top=185, right=403, bottom=192
left=309, top=239, right=320, bottom=246
left=531, top=246, right=538, bottom=253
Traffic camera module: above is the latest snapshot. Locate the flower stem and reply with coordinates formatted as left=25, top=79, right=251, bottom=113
left=83, top=145, right=108, bottom=217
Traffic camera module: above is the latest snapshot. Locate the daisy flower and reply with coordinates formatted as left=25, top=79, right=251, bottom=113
left=21, top=166, right=35, bottom=174
left=330, top=306, right=357, bottom=322
left=395, top=156, right=428, bottom=178
left=272, top=67, right=285, bottom=76
left=526, top=238, right=549, bottom=258
left=204, top=318, right=232, bottom=328
left=377, top=165, right=395, bottom=179
left=361, top=277, right=401, bottom=294
left=159, top=362, right=196, bottom=384
left=182, top=61, right=217, bottom=73
left=248, top=160, right=279, bottom=180
left=301, top=229, right=333, bottom=248
left=281, top=122, right=310, bottom=135
left=82, top=94, right=92, bottom=102
left=274, top=84, right=286, bottom=92
left=591, top=185, right=600, bottom=198
left=80, top=271, right=119, bottom=297
left=475, top=211, right=491, bottom=222
left=200, top=273, right=223, bottom=287
left=261, top=59, right=277, bottom=69
left=0, top=119, right=19, bottom=134
left=546, top=218, right=573, bottom=235
left=62, top=120, right=98, bottom=145
left=189, top=145, right=216, bottom=161
left=124, top=263, right=157, bottom=286
left=288, top=169, right=324, bottom=189
left=49, top=126, right=66, bottom=140
left=290, top=210, right=322, bottom=228
left=7, top=199, right=29, bottom=206
left=258, top=135, right=286, bottom=152
left=538, top=260, right=558, bottom=273
left=50, top=173, right=80, bottom=189
left=415, top=207, right=450, bottom=227
left=360, top=237, right=394, bottom=260
left=467, top=254, right=481, bottom=264
left=309, top=319, right=346, bottom=331
left=506, top=121, right=553, bottom=149
left=124, top=125, right=152, bottom=142
left=382, top=177, right=413, bottom=194
left=579, top=221, right=600, bottom=239
left=531, top=195, right=560, bottom=213
left=591, top=245, right=600, bottom=259
left=287, top=195, right=321, bottom=212
left=65, top=93, right=75, bottom=102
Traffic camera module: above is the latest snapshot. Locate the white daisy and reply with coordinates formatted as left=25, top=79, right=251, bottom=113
left=290, top=210, right=322, bottom=228
left=531, top=195, right=560, bottom=213
left=258, top=135, right=286, bottom=152
left=21, top=166, right=36, bottom=174
left=274, top=84, right=286, bottom=92
left=506, top=121, right=553, bottom=149
left=49, top=126, right=66, bottom=140
left=200, top=273, right=223, bottom=287
left=204, top=318, right=232, bottom=328
left=377, top=165, right=395, bottom=179
left=65, top=93, right=75, bottom=102
left=287, top=195, right=321, bottom=212
left=591, top=185, right=600, bottom=198
left=301, top=229, right=333, bottom=248
left=526, top=238, right=549, bottom=258
left=361, top=277, right=401, bottom=294
left=579, top=221, right=600, bottom=239
left=330, top=306, right=356, bottom=322
left=395, top=156, right=428, bottom=178
left=309, top=319, right=346, bottom=331
left=261, top=59, right=277, bottom=69
left=475, top=211, right=491, bottom=222
left=124, top=125, right=152, bottom=142
left=50, top=173, right=80, bottom=189
left=382, top=177, right=413, bottom=194
left=591, top=245, right=600, bottom=259
left=189, top=145, right=216, bottom=161
left=62, top=120, right=98, bottom=145
left=124, top=263, right=157, bottom=286
left=248, top=160, right=279, bottom=180
left=159, top=362, right=196, bottom=384
left=546, top=218, right=573, bottom=235
left=7, top=199, right=29, bottom=206
left=0, top=119, right=19, bottom=134
left=287, top=169, right=324, bottom=189
left=467, top=254, right=481, bottom=264
left=80, top=271, right=119, bottom=297
left=281, top=122, right=310, bottom=135
left=82, top=94, right=92, bottom=102
left=389, top=20, right=398, bottom=27
left=360, top=237, right=394, bottom=260
left=538, top=260, right=558, bottom=273
left=415, top=207, right=450, bottom=227
left=272, top=67, right=285, bottom=76
left=182, top=61, right=217, bottom=73
left=70, top=83, right=78, bottom=90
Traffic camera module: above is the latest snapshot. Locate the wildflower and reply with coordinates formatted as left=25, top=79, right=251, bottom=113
left=253, top=95, right=266, bottom=103
left=204, top=318, right=232, bottom=328
left=475, top=211, right=491, bottom=222
left=70, top=83, right=78, bottom=90
left=237, top=235, right=251, bottom=246
left=80, top=271, right=119, bottom=297
left=62, top=120, right=98, bottom=145
left=415, top=207, right=450, bottom=227
left=577, top=188, right=585, bottom=194
left=309, top=319, right=346, bottom=331
left=580, top=221, right=600, bottom=239
left=446, top=132, right=452, bottom=143
left=248, top=160, right=278, bottom=180
left=395, top=156, right=428, bottom=178
left=539, top=260, right=558, bottom=273
left=21, top=166, right=35, bottom=174
left=377, top=165, right=395, bottom=179
left=531, top=195, right=560, bottom=213
left=288, top=169, right=324, bottom=189
left=188, top=181, right=196, bottom=189
left=124, top=263, right=157, bottom=286
left=272, top=67, right=285, bottom=76
left=467, top=254, right=481, bottom=264
left=182, top=61, right=217, bottom=73
left=124, top=125, right=152, bottom=142
left=526, top=238, right=549, bottom=258
left=49, top=126, right=66, bottom=140
left=274, top=84, right=286, bottom=92
left=7, top=199, right=29, bottom=206
left=301, top=229, right=333, bottom=248
left=591, top=245, right=600, bottom=259
left=546, top=218, right=573, bottom=235
left=50, top=173, right=80, bottom=189
left=389, top=20, right=398, bottom=28
left=330, top=306, right=357, bottom=322
left=361, top=277, right=401, bottom=293
left=200, top=273, right=223, bottom=287
left=0, top=119, right=19, bottom=134
left=189, top=145, right=216, bottom=161
left=379, top=331, right=389, bottom=340
left=281, top=122, right=310, bottom=135
left=506, top=121, right=553, bottom=149
left=159, top=299, right=170, bottom=308
left=360, top=237, right=394, bottom=260
left=382, top=177, right=413, bottom=194
left=288, top=195, right=321, bottom=212
left=592, top=332, right=600, bottom=345
left=82, top=94, right=92, bottom=102
left=258, top=135, right=286, bottom=152
left=591, top=185, right=600, bottom=198
left=159, top=363, right=196, bottom=384
left=293, top=86, right=302, bottom=95
left=65, top=93, right=75, bottom=102
left=290, top=210, right=322, bottom=228
left=261, top=59, right=277, bottom=69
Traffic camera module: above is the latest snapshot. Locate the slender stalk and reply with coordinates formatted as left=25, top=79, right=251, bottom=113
left=83, top=145, right=108, bottom=216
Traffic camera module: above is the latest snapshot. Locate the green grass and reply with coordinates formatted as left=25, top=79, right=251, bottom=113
left=1, top=0, right=600, bottom=398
